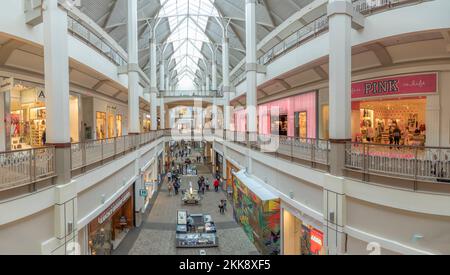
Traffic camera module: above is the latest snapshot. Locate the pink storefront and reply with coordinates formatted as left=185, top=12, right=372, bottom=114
left=233, top=91, right=317, bottom=139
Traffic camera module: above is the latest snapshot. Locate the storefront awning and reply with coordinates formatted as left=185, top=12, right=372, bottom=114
left=232, top=170, right=279, bottom=201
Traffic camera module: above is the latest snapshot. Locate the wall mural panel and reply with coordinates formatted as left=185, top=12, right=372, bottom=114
left=232, top=177, right=281, bottom=255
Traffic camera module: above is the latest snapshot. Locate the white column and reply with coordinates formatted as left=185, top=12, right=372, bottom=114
left=150, top=38, right=158, bottom=131
left=127, top=0, right=140, bottom=134
left=165, top=72, right=170, bottom=91
left=426, top=95, right=441, bottom=146
left=328, top=0, right=352, bottom=141
left=43, top=0, right=77, bottom=255
left=44, top=0, right=70, bottom=144
left=206, top=75, right=210, bottom=92
left=150, top=91, right=158, bottom=131
left=212, top=52, right=218, bottom=91
left=160, top=97, right=166, bottom=130
left=160, top=60, right=165, bottom=91
left=325, top=0, right=353, bottom=255
left=222, top=34, right=231, bottom=131
left=245, top=0, right=258, bottom=136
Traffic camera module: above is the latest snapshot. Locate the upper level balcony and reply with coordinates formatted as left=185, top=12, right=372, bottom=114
left=159, top=90, right=224, bottom=98
left=0, top=131, right=164, bottom=202
left=229, top=0, right=433, bottom=87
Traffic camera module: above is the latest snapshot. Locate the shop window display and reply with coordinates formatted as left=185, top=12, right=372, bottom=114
left=295, top=112, right=308, bottom=139
left=96, top=112, right=106, bottom=140
left=108, top=113, right=115, bottom=138
left=10, top=84, right=47, bottom=150
left=116, top=115, right=123, bottom=137
left=257, top=92, right=317, bottom=138
left=271, top=115, right=288, bottom=136
left=88, top=188, right=134, bottom=255
left=352, top=98, right=427, bottom=146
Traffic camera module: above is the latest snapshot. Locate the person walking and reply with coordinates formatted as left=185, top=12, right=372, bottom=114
left=201, top=181, right=206, bottom=195
left=167, top=181, right=173, bottom=197
left=218, top=201, right=225, bottom=215
left=213, top=178, right=220, bottom=192
left=393, top=125, right=402, bottom=146
left=173, top=179, right=180, bottom=195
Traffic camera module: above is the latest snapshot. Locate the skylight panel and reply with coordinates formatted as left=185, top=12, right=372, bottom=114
left=158, top=0, right=218, bottom=90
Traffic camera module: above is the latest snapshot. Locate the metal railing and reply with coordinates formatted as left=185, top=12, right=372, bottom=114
left=345, top=143, right=450, bottom=183
left=219, top=131, right=330, bottom=168
left=70, top=131, right=164, bottom=173
left=0, top=147, right=56, bottom=192
left=67, top=15, right=127, bottom=66
left=230, top=0, right=430, bottom=86
left=159, top=90, right=223, bottom=98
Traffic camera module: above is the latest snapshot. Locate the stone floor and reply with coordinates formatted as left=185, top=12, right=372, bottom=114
left=115, top=164, right=259, bottom=255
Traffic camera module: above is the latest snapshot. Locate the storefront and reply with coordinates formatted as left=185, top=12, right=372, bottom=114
left=226, top=160, right=239, bottom=191
left=91, top=98, right=127, bottom=141
left=351, top=73, right=437, bottom=146
left=232, top=170, right=281, bottom=255
left=259, top=91, right=317, bottom=138
left=233, top=91, right=317, bottom=138
left=143, top=163, right=158, bottom=210
left=141, top=113, right=151, bottom=133
left=282, top=208, right=324, bottom=255
left=4, top=79, right=80, bottom=150
left=88, top=186, right=134, bottom=255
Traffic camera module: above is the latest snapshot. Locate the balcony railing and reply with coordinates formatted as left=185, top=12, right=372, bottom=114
left=230, top=0, right=431, bottom=86
left=345, top=143, right=450, bottom=184
left=67, top=16, right=127, bottom=66
left=159, top=90, right=224, bottom=98
left=216, top=131, right=330, bottom=169
left=0, top=147, right=56, bottom=192
left=71, top=131, right=164, bottom=174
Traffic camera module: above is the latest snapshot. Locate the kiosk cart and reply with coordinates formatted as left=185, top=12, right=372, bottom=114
left=176, top=210, right=218, bottom=248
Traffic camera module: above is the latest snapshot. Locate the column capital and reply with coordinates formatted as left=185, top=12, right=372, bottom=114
left=327, top=0, right=353, bottom=18
left=246, top=63, right=258, bottom=72
left=127, top=63, right=140, bottom=73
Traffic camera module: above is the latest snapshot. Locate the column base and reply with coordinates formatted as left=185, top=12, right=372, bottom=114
left=329, top=139, right=351, bottom=176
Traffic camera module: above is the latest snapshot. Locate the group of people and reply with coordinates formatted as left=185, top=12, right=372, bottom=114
left=166, top=171, right=181, bottom=196
left=197, top=176, right=209, bottom=194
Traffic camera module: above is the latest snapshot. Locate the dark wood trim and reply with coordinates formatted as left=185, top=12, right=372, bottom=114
left=329, top=139, right=352, bottom=144
left=46, top=143, right=72, bottom=148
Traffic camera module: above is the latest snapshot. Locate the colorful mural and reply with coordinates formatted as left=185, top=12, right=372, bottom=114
left=232, top=177, right=281, bottom=255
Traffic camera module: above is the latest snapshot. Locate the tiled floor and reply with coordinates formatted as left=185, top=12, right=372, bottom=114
left=116, top=164, right=259, bottom=255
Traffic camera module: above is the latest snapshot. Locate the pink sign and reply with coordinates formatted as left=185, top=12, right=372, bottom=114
left=351, top=73, right=437, bottom=100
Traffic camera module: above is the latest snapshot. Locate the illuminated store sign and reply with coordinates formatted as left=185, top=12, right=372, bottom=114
left=352, top=73, right=437, bottom=100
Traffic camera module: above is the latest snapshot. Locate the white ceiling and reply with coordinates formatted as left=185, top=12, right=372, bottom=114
left=78, top=0, right=316, bottom=89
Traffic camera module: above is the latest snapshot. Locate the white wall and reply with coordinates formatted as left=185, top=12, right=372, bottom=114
left=347, top=197, right=450, bottom=254
left=0, top=93, right=5, bottom=151
left=439, top=71, right=450, bottom=147
left=0, top=207, right=54, bottom=255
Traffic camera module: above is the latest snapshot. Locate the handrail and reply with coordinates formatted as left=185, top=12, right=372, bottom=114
left=230, top=0, right=431, bottom=86
left=214, top=131, right=331, bottom=168
left=0, top=147, right=56, bottom=192
left=159, top=90, right=224, bottom=98
left=70, top=131, right=164, bottom=174
left=67, top=15, right=128, bottom=66
left=345, top=142, right=450, bottom=184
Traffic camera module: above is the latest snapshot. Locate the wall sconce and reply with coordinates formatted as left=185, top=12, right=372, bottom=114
left=412, top=234, right=424, bottom=243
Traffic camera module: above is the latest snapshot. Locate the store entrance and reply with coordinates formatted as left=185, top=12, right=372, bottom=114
left=352, top=98, right=427, bottom=146
left=294, top=112, right=308, bottom=139
left=271, top=115, right=288, bottom=136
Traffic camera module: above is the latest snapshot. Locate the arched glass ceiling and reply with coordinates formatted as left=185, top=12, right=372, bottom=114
left=159, top=0, right=219, bottom=90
